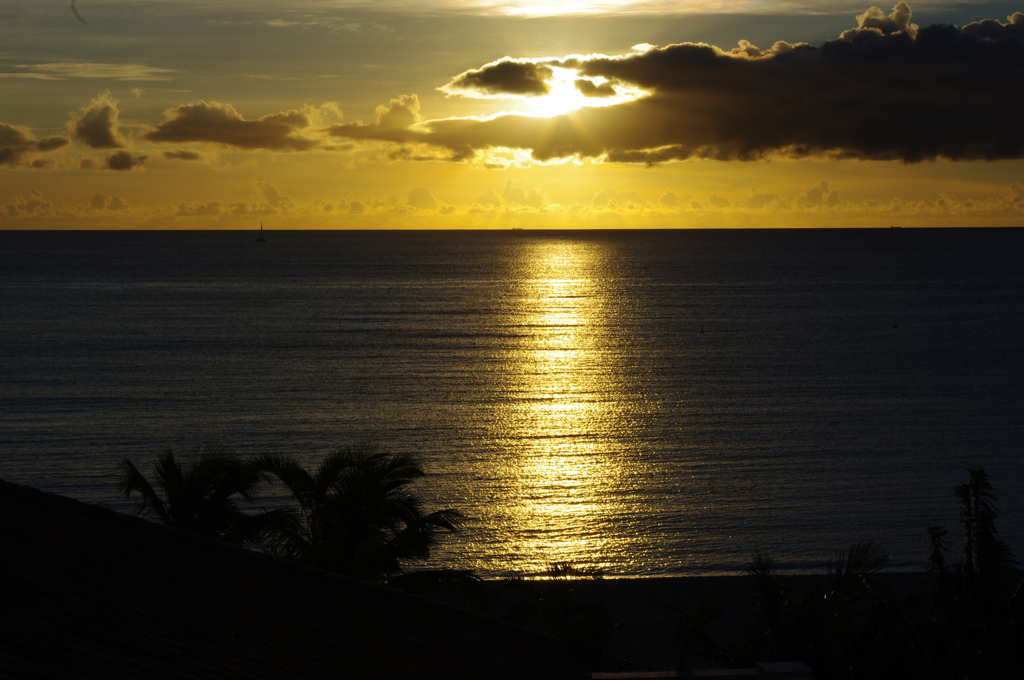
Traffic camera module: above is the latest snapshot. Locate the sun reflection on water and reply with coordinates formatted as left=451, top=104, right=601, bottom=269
left=494, top=238, right=632, bottom=574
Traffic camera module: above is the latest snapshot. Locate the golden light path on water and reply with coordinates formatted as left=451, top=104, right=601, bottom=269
left=489, top=238, right=639, bottom=575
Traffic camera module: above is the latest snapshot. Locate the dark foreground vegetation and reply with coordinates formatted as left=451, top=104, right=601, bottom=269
left=118, top=444, right=467, bottom=586
left=666, top=469, right=1024, bottom=680
left=119, top=450, right=1023, bottom=678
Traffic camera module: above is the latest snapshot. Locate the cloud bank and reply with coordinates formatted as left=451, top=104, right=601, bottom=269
left=328, top=4, right=1024, bottom=164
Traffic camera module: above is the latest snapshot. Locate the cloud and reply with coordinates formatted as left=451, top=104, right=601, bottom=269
left=255, top=179, right=293, bottom=211
left=226, top=180, right=295, bottom=216
left=660, top=191, right=680, bottom=207
left=325, top=95, right=424, bottom=150
left=6, top=63, right=177, bottom=81
left=177, top=202, right=223, bottom=216
left=163, top=150, right=204, bottom=161
left=105, top=151, right=147, bottom=171
left=1010, top=183, right=1024, bottom=209
left=744, top=189, right=784, bottom=209
left=70, top=91, right=125, bottom=149
left=5, top=191, right=54, bottom=218
left=88, top=193, right=130, bottom=211
left=407, top=187, right=437, bottom=209
left=501, top=178, right=544, bottom=207
left=0, top=123, right=71, bottom=167
left=442, top=59, right=553, bottom=97
left=144, top=101, right=321, bottom=151
left=574, top=78, right=617, bottom=97
left=330, top=5, right=1024, bottom=164
left=796, top=180, right=842, bottom=209
left=476, top=188, right=502, bottom=207
left=839, top=2, right=918, bottom=40
left=962, top=12, right=1024, bottom=40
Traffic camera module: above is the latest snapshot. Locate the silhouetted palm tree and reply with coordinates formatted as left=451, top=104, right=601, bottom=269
left=667, top=470, right=1024, bottom=680
left=118, top=444, right=282, bottom=545
left=924, top=468, right=1024, bottom=679
left=252, top=444, right=461, bottom=582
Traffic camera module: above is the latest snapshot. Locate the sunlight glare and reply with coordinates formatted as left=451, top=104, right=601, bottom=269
left=529, top=67, right=643, bottom=117
left=492, top=0, right=755, bottom=16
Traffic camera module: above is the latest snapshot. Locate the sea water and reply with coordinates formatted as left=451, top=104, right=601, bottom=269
left=1, top=228, right=1022, bottom=577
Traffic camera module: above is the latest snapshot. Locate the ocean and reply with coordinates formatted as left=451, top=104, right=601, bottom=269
left=1, top=228, right=1022, bottom=577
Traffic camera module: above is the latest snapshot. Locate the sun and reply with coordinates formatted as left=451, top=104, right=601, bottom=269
left=531, top=71, right=590, bottom=117
left=528, top=67, right=647, bottom=117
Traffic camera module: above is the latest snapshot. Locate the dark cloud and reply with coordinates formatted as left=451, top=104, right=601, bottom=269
left=163, top=150, right=204, bottom=161
left=332, top=4, right=1024, bottom=165
left=70, top=92, right=125, bottom=149
left=962, top=12, right=1024, bottom=40
left=574, top=79, right=617, bottom=97
left=443, top=59, right=553, bottom=97
left=105, top=150, right=146, bottom=171
left=0, top=123, right=70, bottom=166
left=144, top=101, right=319, bottom=151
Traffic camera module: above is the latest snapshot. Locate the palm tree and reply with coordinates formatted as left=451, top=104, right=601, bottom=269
left=954, top=468, right=1019, bottom=612
left=118, top=443, right=281, bottom=545
left=252, top=444, right=462, bottom=582
left=925, top=469, right=1024, bottom=678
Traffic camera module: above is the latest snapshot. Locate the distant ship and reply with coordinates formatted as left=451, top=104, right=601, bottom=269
left=256, top=222, right=266, bottom=242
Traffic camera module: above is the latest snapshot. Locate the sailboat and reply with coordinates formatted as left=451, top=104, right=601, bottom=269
left=256, top=222, right=266, bottom=242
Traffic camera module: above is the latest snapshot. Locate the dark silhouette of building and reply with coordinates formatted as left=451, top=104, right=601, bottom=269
left=0, top=479, right=584, bottom=680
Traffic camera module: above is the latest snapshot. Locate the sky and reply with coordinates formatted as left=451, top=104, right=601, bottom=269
left=1, top=0, right=1023, bottom=228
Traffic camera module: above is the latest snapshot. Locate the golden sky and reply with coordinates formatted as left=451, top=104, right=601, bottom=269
left=2, top=0, right=1023, bottom=228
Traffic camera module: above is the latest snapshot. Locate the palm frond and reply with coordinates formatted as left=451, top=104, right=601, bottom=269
left=117, top=456, right=172, bottom=525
